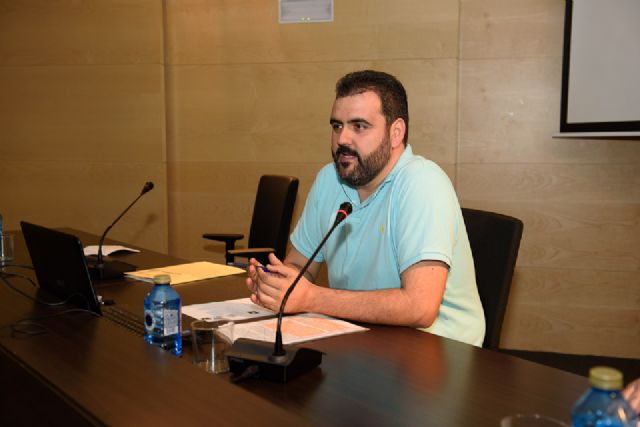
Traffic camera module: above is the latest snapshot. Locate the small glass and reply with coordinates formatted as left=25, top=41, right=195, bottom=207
left=0, top=233, right=15, bottom=265
left=501, top=414, right=569, bottom=427
left=190, top=318, right=234, bottom=374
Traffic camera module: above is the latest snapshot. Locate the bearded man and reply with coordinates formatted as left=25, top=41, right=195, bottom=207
left=246, top=70, right=485, bottom=346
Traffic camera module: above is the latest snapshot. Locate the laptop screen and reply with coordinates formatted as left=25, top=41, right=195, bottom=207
left=20, top=221, right=102, bottom=315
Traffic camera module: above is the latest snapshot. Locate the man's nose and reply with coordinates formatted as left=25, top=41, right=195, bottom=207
left=336, top=127, right=354, bottom=146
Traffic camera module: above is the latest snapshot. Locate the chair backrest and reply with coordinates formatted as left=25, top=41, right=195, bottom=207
left=461, top=207, right=523, bottom=350
left=248, top=175, right=299, bottom=262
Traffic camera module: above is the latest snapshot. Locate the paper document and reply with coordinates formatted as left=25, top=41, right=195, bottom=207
left=125, top=261, right=245, bottom=285
left=183, top=298, right=275, bottom=322
left=84, top=245, right=140, bottom=256
left=233, top=313, right=369, bottom=345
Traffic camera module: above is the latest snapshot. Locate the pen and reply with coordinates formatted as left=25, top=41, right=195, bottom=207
left=228, top=262, right=247, bottom=269
left=228, top=262, right=271, bottom=273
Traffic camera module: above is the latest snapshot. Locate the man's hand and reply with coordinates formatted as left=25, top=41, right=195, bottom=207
left=245, top=253, right=313, bottom=313
left=623, top=378, right=640, bottom=416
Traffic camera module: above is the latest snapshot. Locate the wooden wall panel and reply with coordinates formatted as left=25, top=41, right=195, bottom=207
left=167, top=64, right=337, bottom=163
left=458, top=164, right=638, bottom=204
left=505, top=303, right=639, bottom=358
left=459, top=57, right=563, bottom=163
left=460, top=0, right=564, bottom=59
left=517, top=203, right=638, bottom=272
left=509, top=268, right=639, bottom=309
left=0, top=0, right=168, bottom=251
left=168, top=60, right=458, bottom=164
left=460, top=199, right=638, bottom=273
left=503, top=267, right=639, bottom=358
left=0, top=66, right=165, bottom=162
left=166, top=0, right=459, bottom=64
left=0, top=0, right=163, bottom=65
left=0, top=160, right=167, bottom=251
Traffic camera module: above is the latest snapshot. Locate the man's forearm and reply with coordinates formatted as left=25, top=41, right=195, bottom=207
left=280, top=254, right=447, bottom=328
left=304, top=285, right=438, bottom=328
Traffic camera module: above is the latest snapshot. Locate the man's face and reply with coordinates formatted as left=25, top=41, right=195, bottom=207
left=330, top=91, right=391, bottom=187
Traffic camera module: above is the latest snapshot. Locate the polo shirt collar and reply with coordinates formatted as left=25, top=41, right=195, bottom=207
left=339, top=144, right=414, bottom=209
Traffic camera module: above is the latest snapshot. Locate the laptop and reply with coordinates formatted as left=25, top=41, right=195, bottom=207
left=20, top=221, right=102, bottom=315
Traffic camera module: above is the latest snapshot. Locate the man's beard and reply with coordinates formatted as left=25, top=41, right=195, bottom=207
left=332, top=135, right=391, bottom=187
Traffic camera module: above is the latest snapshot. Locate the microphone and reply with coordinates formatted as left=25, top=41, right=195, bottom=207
left=227, top=202, right=352, bottom=383
left=87, top=181, right=154, bottom=281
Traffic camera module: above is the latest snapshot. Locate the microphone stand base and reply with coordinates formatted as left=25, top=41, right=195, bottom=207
left=226, top=338, right=323, bottom=383
left=87, top=257, right=136, bottom=281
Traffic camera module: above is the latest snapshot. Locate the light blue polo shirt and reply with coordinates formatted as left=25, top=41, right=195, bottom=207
left=290, top=145, right=485, bottom=346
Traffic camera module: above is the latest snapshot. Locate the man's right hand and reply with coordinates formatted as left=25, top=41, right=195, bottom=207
left=623, top=378, right=640, bottom=416
left=245, top=254, right=313, bottom=313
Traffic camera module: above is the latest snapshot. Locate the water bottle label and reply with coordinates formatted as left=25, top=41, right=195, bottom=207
left=162, top=309, right=179, bottom=336
left=144, top=308, right=180, bottom=336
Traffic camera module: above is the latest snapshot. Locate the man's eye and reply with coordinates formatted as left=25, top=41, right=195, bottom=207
left=331, top=123, right=343, bottom=131
left=353, top=123, right=367, bottom=131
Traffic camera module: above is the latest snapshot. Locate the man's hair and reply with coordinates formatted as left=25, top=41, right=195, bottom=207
left=335, top=70, right=409, bottom=146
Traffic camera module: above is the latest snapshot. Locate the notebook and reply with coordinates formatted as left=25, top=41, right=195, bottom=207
left=20, top=221, right=103, bottom=315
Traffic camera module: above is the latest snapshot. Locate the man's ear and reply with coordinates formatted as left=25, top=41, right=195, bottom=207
left=390, top=118, right=406, bottom=148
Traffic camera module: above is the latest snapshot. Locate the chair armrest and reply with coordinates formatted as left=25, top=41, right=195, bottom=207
left=228, top=247, right=275, bottom=262
left=203, top=233, right=245, bottom=264
left=202, top=233, right=244, bottom=245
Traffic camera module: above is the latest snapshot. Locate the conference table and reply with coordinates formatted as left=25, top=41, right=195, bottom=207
left=0, top=229, right=588, bottom=426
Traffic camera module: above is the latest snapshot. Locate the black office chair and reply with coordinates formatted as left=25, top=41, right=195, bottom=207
left=461, top=207, right=523, bottom=350
left=202, top=175, right=299, bottom=266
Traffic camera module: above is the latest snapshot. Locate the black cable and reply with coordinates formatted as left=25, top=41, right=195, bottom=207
left=0, top=263, right=35, bottom=271
left=0, top=269, right=38, bottom=287
left=8, top=308, right=99, bottom=338
left=0, top=272, right=99, bottom=338
left=0, top=274, right=68, bottom=306
left=230, top=364, right=260, bottom=383
left=9, top=320, right=48, bottom=337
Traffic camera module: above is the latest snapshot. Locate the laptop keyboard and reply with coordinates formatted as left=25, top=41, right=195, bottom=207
left=102, top=305, right=145, bottom=336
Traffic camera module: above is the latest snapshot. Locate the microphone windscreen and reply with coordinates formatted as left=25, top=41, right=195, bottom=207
left=141, top=181, right=154, bottom=195
left=334, top=202, right=352, bottom=225
left=339, top=202, right=352, bottom=215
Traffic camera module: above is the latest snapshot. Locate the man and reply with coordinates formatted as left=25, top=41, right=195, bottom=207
left=246, top=70, right=485, bottom=346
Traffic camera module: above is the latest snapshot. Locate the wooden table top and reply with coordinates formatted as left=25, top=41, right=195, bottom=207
left=0, top=228, right=588, bottom=426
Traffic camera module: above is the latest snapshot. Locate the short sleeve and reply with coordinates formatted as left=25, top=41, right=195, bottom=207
left=390, top=159, right=460, bottom=273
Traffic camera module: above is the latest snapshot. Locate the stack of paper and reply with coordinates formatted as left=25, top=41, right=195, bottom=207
left=233, top=313, right=369, bottom=345
left=84, top=245, right=140, bottom=256
left=183, top=297, right=369, bottom=345
left=125, top=261, right=245, bottom=285
left=183, top=297, right=274, bottom=321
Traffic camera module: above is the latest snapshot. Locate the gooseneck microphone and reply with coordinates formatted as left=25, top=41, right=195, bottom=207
left=88, top=181, right=154, bottom=281
left=226, top=202, right=352, bottom=383
left=271, top=201, right=352, bottom=359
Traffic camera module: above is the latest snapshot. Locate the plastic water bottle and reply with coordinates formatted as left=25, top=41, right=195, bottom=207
left=143, top=274, right=182, bottom=356
left=572, top=366, right=638, bottom=427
